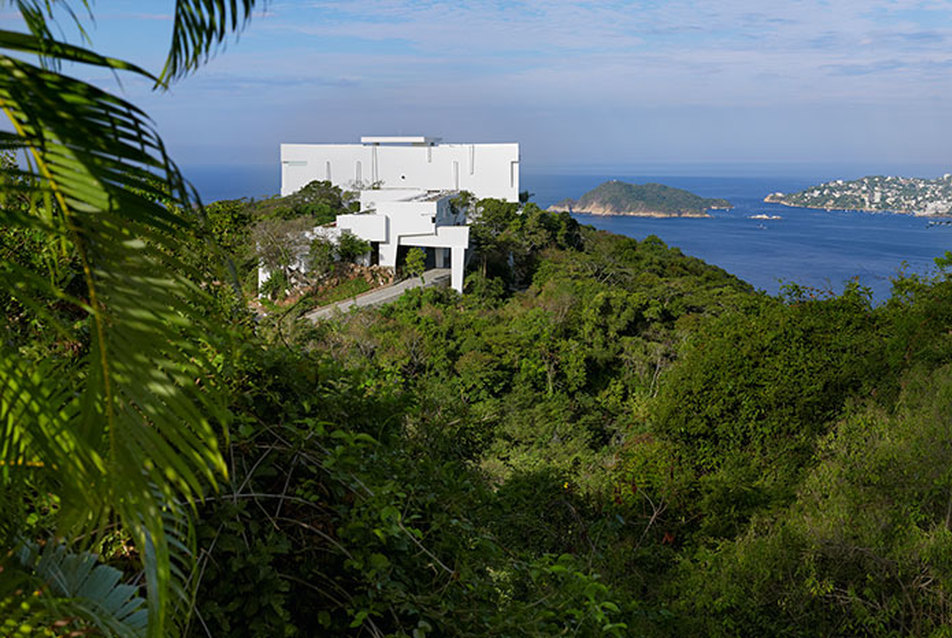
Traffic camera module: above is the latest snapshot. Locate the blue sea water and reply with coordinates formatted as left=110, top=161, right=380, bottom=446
left=186, top=164, right=279, bottom=203
left=526, top=174, right=952, bottom=303
left=184, top=165, right=952, bottom=304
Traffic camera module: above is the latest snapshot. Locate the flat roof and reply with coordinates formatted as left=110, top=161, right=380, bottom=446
left=360, top=136, right=442, bottom=145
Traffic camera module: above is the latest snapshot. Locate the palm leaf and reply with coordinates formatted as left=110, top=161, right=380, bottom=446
left=161, top=0, right=260, bottom=82
left=11, top=0, right=92, bottom=68
left=0, top=10, right=244, bottom=636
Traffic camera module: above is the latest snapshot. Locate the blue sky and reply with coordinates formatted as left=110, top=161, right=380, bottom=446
left=7, top=0, right=952, bottom=177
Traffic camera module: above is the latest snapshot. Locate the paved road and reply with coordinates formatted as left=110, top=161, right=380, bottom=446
left=304, top=268, right=451, bottom=322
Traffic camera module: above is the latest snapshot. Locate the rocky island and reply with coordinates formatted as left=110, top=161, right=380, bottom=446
left=549, top=180, right=731, bottom=218
left=765, top=174, right=952, bottom=216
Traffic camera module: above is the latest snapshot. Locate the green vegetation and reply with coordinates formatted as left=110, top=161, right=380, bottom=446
left=8, top=2, right=952, bottom=637
left=337, top=230, right=372, bottom=263
left=178, top=209, right=758, bottom=636
left=249, top=179, right=359, bottom=222
left=405, top=246, right=426, bottom=280
left=254, top=222, right=374, bottom=302
left=183, top=204, right=952, bottom=635
left=554, top=180, right=731, bottom=216
left=307, top=276, right=373, bottom=306
left=155, top=181, right=952, bottom=636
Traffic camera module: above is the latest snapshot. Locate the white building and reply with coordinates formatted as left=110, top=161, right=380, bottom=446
left=277, top=136, right=520, bottom=293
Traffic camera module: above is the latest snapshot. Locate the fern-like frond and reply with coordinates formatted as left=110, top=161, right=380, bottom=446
left=2, top=541, right=149, bottom=637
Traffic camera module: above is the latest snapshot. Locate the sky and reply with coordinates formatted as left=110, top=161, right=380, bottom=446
left=6, top=0, right=952, bottom=178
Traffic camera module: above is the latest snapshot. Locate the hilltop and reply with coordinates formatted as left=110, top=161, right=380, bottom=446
left=765, top=174, right=952, bottom=215
left=549, top=180, right=731, bottom=217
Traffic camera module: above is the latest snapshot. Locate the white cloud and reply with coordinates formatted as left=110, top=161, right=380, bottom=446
left=48, top=0, right=952, bottom=169
left=242, top=0, right=952, bottom=106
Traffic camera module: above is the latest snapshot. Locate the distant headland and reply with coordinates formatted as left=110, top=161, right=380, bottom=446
left=765, top=174, right=952, bottom=216
left=548, top=180, right=731, bottom=218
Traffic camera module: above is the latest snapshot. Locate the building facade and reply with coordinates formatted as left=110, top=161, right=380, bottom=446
left=276, top=136, right=520, bottom=293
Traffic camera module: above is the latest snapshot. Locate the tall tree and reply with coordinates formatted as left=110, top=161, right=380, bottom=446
left=0, top=2, right=259, bottom=635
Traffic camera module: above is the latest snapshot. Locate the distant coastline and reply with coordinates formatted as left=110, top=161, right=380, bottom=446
left=762, top=195, right=891, bottom=215
left=763, top=197, right=952, bottom=218
left=763, top=174, right=952, bottom=216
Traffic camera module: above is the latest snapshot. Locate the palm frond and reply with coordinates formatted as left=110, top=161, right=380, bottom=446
left=11, top=1, right=93, bottom=68
left=160, top=0, right=261, bottom=83
left=0, top=20, right=231, bottom=638
left=0, top=27, right=154, bottom=78
left=0, top=349, right=87, bottom=476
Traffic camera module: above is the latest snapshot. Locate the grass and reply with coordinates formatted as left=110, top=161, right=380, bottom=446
left=308, top=277, right=374, bottom=307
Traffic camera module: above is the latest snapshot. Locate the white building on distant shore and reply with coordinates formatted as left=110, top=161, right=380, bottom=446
left=277, top=136, right=520, bottom=293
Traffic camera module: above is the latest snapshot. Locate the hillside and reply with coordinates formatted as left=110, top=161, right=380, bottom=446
left=549, top=179, right=731, bottom=217
left=765, top=174, right=952, bottom=215
left=212, top=201, right=952, bottom=636
left=13, top=177, right=952, bottom=637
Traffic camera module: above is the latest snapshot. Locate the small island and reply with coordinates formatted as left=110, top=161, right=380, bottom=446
left=549, top=180, right=731, bottom=218
left=765, top=174, right=952, bottom=216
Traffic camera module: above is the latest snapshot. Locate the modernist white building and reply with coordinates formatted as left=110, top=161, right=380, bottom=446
left=278, top=136, right=520, bottom=293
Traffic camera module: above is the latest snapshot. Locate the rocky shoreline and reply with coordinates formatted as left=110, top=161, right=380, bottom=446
left=548, top=202, right=711, bottom=218
left=763, top=195, right=924, bottom=215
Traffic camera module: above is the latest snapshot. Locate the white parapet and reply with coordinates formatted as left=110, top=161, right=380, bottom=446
left=360, top=136, right=441, bottom=145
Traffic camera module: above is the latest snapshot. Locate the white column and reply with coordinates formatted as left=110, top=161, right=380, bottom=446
left=451, top=248, right=465, bottom=293
left=257, top=265, right=271, bottom=297
left=435, top=247, right=448, bottom=268
left=379, top=241, right=398, bottom=268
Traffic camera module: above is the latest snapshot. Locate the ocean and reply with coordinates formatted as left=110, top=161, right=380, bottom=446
left=185, top=166, right=952, bottom=304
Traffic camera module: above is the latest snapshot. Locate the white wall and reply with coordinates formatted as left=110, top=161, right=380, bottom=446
left=281, top=142, right=519, bottom=202
left=337, top=214, right=388, bottom=242
left=381, top=201, right=438, bottom=236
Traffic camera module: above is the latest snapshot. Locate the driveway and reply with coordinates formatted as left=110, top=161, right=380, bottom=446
left=303, top=268, right=452, bottom=321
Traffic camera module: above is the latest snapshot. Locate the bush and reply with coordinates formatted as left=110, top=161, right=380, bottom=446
left=405, top=246, right=426, bottom=279
left=337, top=231, right=371, bottom=263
